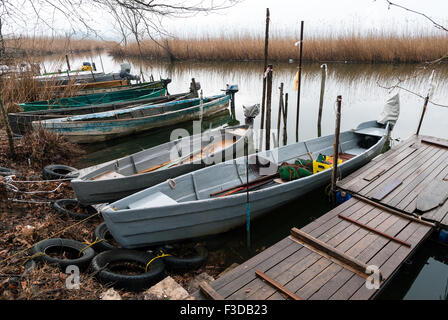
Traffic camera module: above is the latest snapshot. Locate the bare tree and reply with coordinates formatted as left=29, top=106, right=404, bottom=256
left=377, top=0, right=448, bottom=108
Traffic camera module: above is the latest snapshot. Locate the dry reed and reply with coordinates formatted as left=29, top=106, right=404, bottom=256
left=111, top=32, right=448, bottom=64
left=4, top=36, right=116, bottom=57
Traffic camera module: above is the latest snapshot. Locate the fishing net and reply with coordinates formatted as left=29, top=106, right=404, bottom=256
left=279, top=162, right=313, bottom=181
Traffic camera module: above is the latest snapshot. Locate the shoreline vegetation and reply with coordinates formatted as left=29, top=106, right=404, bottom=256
left=110, top=34, right=448, bottom=64
left=3, top=36, right=116, bottom=57
left=4, top=33, right=448, bottom=64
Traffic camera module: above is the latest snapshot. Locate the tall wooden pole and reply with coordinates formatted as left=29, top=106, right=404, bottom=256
left=65, top=54, right=71, bottom=71
left=417, top=70, right=435, bottom=135
left=265, top=64, right=273, bottom=150
left=277, top=82, right=284, bottom=147
left=416, top=95, right=429, bottom=135
left=283, top=93, right=288, bottom=146
left=295, top=20, right=304, bottom=142
left=318, top=64, right=327, bottom=137
left=259, top=8, right=270, bottom=151
left=245, top=137, right=251, bottom=249
left=331, top=95, right=342, bottom=205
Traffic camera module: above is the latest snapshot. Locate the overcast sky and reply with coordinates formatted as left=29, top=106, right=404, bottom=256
left=163, top=0, right=448, bottom=37
left=10, top=0, right=448, bottom=40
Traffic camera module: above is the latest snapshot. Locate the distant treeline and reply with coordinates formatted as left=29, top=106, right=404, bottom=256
left=110, top=33, right=448, bottom=64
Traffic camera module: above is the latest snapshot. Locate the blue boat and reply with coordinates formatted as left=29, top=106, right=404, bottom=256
left=32, top=94, right=231, bottom=143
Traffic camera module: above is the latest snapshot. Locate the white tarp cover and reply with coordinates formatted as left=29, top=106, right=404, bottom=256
left=377, top=92, right=400, bottom=125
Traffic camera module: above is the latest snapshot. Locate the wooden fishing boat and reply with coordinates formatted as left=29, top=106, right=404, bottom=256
left=71, top=124, right=252, bottom=205
left=54, top=79, right=165, bottom=96
left=19, top=79, right=169, bottom=112
left=35, top=71, right=139, bottom=86
left=50, top=79, right=129, bottom=94
left=32, top=94, right=232, bottom=144
left=9, top=90, right=193, bottom=135
left=101, top=120, right=391, bottom=248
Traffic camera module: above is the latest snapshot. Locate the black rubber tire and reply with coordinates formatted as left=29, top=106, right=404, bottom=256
left=158, top=245, right=208, bottom=274
left=91, top=249, right=165, bottom=291
left=42, top=164, right=79, bottom=180
left=93, top=222, right=120, bottom=252
left=53, top=199, right=98, bottom=220
left=30, top=238, right=95, bottom=271
left=0, top=167, right=16, bottom=177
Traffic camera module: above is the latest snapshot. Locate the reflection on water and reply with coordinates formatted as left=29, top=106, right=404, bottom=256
left=376, top=242, right=448, bottom=300
left=44, top=54, right=448, bottom=300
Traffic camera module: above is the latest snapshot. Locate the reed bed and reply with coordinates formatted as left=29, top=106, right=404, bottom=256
left=4, top=36, right=117, bottom=57
left=111, top=32, right=448, bottom=64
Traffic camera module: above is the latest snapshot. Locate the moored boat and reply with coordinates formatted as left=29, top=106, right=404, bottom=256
left=71, top=124, right=252, bottom=205
left=101, top=120, right=391, bottom=248
left=19, top=79, right=170, bottom=112
left=32, top=93, right=232, bottom=143
left=9, top=90, right=194, bottom=135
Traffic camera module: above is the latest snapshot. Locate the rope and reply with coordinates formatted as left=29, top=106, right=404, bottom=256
left=145, top=252, right=171, bottom=272
left=79, top=237, right=105, bottom=257
left=1, top=176, right=66, bottom=194
left=0, top=212, right=100, bottom=265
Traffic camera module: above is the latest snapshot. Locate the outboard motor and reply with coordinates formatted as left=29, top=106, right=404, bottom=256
left=119, top=62, right=140, bottom=81
left=225, top=84, right=239, bottom=110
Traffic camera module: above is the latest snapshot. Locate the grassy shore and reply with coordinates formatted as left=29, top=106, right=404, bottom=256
left=110, top=33, right=448, bottom=64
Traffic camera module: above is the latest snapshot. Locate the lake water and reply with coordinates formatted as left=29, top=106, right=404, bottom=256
left=44, top=53, right=448, bottom=300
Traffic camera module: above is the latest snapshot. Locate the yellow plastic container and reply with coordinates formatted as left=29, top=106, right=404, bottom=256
left=312, top=156, right=343, bottom=174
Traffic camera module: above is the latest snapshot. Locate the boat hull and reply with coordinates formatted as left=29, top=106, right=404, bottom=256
left=102, top=122, right=389, bottom=248
left=34, top=95, right=231, bottom=143
left=9, top=91, right=191, bottom=135
left=71, top=125, right=250, bottom=205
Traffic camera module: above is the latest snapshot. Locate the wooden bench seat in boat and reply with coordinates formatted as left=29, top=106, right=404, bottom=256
left=128, top=191, right=178, bottom=210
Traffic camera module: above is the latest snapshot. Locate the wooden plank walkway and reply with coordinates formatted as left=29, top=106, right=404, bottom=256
left=190, top=196, right=433, bottom=300
left=338, top=135, right=448, bottom=228
left=189, top=135, right=444, bottom=300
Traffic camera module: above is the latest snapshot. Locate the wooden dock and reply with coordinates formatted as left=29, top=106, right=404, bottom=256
left=191, top=134, right=447, bottom=300
left=338, top=134, right=448, bottom=228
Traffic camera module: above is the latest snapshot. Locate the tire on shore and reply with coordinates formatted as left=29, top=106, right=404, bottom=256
left=0, top=167, right=17, bottom=177
left=53, top=199, right=98, bottom=220
left=30, top=238, right=95, bottom=271
left=42, top=164, right=79, bottom=180
left=91, top=249, right=165, bottom=291
left=93, top=222, right=120, bottom=252
left=157, top=245, right=208, bottom=274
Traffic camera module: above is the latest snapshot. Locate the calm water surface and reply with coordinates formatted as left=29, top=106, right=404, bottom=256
left=44, top=54, right=448, bottom=300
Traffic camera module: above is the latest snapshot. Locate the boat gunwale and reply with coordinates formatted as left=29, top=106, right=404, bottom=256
left=33, top=94, right=229, bottom=126
left=102, top=123, right=388, bottom=215
left=73, top=124, right=250, bottom=183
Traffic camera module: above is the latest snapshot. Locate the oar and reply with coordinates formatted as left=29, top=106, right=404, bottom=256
left=216, top=178, right=275, bottom=198
left=210, top=173, right=279, bottom=197
left=136, top=159, right=173, bottom=174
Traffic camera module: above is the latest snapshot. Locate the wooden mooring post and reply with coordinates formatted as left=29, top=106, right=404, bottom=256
left=331, top=95, right=342, bottom=205
left=283, top=93, right=288, bottom=146
left=295, top=20, right=304, bottom=142
left=259, top=8, right=270, bottom=151
left=416, top=70, right=435, bottom=135
left=276, top=83, right=284, bottom=147
left=317, top=64, right=327, bottom=137
left=265, top=64, right=273, bottom=150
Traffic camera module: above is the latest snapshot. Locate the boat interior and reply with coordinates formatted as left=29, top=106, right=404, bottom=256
left=110, top=121, right=388, bottom=210
left=87, top=125, right=249, bottom=181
